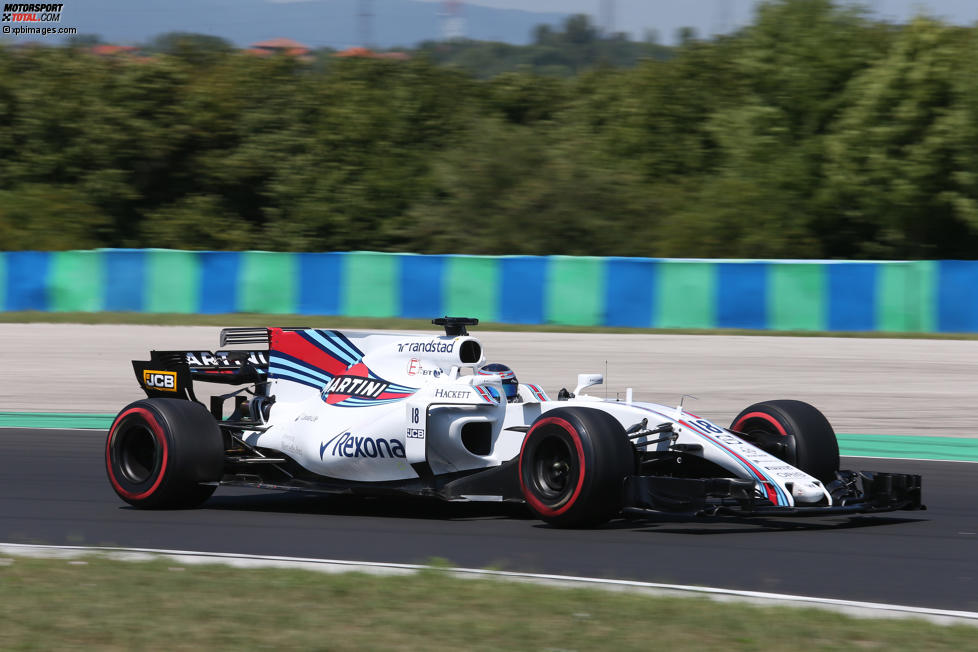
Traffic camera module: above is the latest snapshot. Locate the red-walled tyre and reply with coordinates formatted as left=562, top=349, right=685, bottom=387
left=730, top=400, right=839, bottom=483
left=105, top=399, right=224, bottom=509
left=518, top=407, right=634, bottom=528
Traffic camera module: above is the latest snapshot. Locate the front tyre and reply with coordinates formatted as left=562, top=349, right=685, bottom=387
left=106, top=399, right=224, bottom=509
left=519, top=407, right=633, bottom=528
left=730, top=399, right=839, bottom=483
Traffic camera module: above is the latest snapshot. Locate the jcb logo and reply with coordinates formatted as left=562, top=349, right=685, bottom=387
left=143, top=370, right=177, bottom=392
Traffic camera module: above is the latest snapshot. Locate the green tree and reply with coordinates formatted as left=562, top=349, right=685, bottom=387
left=148, top=32, right=234, bottom=67
left=402, top=117, right=659, bottom=256
left=653, top=0, right=887, bottom=257
left=141, top=194, right=254, bottom=250
left=0, top=184, right=107, bottom=250
left=2, top=6, right=977, bottom=260
left=823, top=17, right=978, bottom=257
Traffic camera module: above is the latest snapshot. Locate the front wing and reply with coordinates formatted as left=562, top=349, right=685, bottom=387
left=624, top=469, right=923, bottom=517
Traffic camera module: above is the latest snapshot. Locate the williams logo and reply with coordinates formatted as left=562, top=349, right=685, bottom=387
left=142, top=369, right=177, bottom=392
left=320, top=432, right=406, bottom=459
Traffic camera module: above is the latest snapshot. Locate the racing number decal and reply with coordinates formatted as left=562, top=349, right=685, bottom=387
left=692, top=419, right=723, bottom=434
left=407, top=406, right=425, bottom=439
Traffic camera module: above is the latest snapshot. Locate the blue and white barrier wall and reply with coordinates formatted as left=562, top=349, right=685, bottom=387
left=1, top=251, right=975, bottom=332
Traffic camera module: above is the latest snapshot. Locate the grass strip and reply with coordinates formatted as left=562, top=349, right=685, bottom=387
left=0, top=412, right=115, bottom=429
left=0, top=555, right=974, bottom=650
left=836, top=434, right=978, bottom=462
left=1, top=311, right=977, bottom=339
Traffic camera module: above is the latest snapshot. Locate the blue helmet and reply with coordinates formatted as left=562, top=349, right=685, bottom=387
left=478, top=363, right=519, bottom=402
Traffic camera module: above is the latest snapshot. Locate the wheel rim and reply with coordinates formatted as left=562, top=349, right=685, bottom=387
left=530, top=435, right=575, bottom=502
left=116, top=424, right=159, bottom=484
left=734, top=416, right=797, bottom=468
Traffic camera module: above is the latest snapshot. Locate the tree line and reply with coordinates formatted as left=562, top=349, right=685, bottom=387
left=1, top=0, right=977, bottom=259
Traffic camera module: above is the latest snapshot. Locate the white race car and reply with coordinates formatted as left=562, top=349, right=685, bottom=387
left=106, top=318, right=923, bottom=527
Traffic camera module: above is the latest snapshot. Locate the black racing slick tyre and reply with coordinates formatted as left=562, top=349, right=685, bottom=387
left=105, top=399, right=224, bottom=509
left=730, top=400, right=840, bottom=483
left=518, top=407, right=634, bottom=528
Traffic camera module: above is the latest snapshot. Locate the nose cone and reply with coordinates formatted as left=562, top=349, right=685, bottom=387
left=791, top=480, right=825, bottom=505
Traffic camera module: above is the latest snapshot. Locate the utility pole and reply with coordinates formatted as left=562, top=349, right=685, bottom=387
left=599, top=0, right=615, bottom=36
left=714, top=0, right=731, bottom=38
left=358, top=0, right=373, bottom=48
left=440, top=1, right=465, bottom=41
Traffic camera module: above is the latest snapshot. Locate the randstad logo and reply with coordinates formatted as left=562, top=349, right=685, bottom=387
left=320, top=432, right=406, bottom=460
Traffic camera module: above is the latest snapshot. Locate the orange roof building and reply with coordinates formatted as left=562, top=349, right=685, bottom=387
left=249, top=38, right=311, bottom=58
left=334, top=47, right=409, bottom=60
left=90, top=45, right=139, bottom=56
left=335, top=46, right=374, bottom=58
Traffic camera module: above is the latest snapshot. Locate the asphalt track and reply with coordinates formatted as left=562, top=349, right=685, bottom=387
left=3, top=427, right=976, bottom=612
left=3, top=324, right=977, bottom=436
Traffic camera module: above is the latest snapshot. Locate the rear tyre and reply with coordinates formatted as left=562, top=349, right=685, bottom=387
left=730, top=400, right=839, bottom=483
left=518, top=407, right=633, bottom=528
left=105, top=398, right=224, bottom=509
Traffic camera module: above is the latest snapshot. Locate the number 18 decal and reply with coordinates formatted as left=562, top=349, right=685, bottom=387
left=693, top=419, right=724, bottom=434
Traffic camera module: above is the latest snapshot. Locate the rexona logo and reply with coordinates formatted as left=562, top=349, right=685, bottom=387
left=142, top=370, right=177, bottom=392
left=320, top=375, right=389, bottom=404
left=320, top=432, right=406, bottom=459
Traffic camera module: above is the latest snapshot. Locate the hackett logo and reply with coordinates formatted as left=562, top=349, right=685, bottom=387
left=434, top=388, right=469, bottom=399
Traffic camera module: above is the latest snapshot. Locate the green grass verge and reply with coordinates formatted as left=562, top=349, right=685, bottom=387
left=0, top=412, right=117, bottom=429
left=1, top=311, right=977, bottom=338
left=0, top=556, right=973, bottom=650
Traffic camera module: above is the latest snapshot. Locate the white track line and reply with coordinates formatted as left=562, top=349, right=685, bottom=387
left=2, top=543, right=976, bottom=627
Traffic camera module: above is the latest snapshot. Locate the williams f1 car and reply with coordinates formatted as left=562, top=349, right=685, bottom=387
left=106, top=318, right=923, bottom=527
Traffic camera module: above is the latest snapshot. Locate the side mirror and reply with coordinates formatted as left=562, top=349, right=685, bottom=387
left=573, top=373, right=603, bottom=396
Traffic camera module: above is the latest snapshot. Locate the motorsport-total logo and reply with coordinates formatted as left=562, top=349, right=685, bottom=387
left=2, top=3, right=63, bottom=21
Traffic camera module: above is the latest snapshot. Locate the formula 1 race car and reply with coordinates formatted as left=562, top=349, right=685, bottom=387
left=105, top=318, right=923, bottom=527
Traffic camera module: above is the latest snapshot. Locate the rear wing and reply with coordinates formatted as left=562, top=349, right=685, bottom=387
left=131, top=327, right=313, bottom=400
left=132, top=349, right=269, bottom=400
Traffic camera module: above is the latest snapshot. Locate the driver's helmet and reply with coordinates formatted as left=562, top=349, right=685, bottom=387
left=478, top=363, right=519, bottom=402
